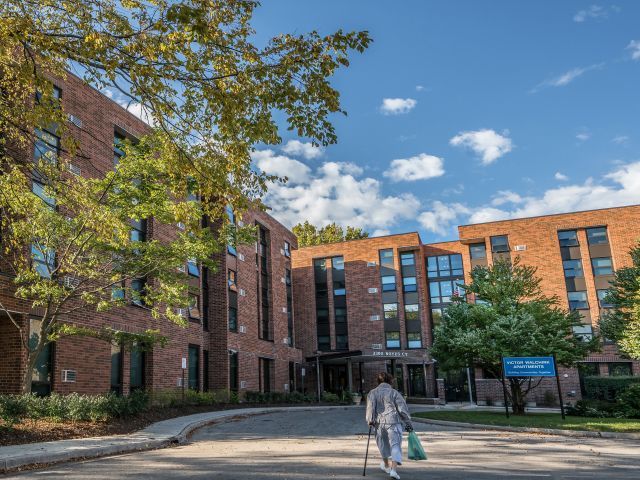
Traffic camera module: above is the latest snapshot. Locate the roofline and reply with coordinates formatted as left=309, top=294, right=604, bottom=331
left=459, top=203, right=640, bottom=229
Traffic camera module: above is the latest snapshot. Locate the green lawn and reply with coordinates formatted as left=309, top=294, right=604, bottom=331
left=414, top=411, right=640, bottom=433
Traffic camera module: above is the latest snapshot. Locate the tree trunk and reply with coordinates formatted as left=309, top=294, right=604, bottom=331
left=21, top=351, right=36, bottom=394
left=509, top=379, right=526, bottom=415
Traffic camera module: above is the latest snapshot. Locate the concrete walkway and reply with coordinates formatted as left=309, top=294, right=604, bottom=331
left=0, top=405, right=352, bottom=473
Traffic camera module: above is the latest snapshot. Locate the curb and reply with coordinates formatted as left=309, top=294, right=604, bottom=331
left=413, top=417, right=640, bottom=440
left=0, top=405, right=353, bottom=473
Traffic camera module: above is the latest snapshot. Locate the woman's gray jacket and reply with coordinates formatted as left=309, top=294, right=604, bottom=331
left=365, top=382, right=412, bottom=427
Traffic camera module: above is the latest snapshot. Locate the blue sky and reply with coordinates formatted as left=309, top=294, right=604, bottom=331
left=245, top=1, right=640, bottom=243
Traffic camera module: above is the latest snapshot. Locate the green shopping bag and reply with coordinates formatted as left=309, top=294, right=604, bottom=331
left=407, top=431, right=427, bottom=460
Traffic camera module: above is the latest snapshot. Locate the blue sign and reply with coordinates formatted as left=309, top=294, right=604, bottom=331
left=502, top=356, right=556, bottom=377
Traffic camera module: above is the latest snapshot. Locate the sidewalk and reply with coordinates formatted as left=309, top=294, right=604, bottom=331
left=0, top=405, right=353, bottom=473
left=408, top=401, right=562, bottom=413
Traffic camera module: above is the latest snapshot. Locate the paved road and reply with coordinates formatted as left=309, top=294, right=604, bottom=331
left=5, top=408, right=640, bottom=479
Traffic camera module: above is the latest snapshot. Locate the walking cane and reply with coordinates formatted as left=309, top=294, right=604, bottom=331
left=363, top=424, right=373, bottom=476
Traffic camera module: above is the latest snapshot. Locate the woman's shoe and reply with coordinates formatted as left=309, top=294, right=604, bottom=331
left=389, top=469, right=401, bottom=479
left=380, top=461, right=391, bottom=474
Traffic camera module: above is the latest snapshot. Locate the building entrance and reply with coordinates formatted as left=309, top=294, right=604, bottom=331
left=323, top=364, right=347, bottom=393
left=407, top=364, right=426, bottom=396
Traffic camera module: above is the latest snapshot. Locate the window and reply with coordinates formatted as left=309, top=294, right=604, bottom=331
left=332, top=256, right=345, bottom=270
left=32, top=182, right=56, bottom=209
left=407, top=332, right=422, bottom=349
left=187, top=258, right=199, bottom=277
left=226, top=205, right=237, bottom=256
left=429, top=280, right=463, bottom=304
left=111, top=283, right=125, bottom=300
left=563, top=259, right=584, bottom=278
left=228, top=306, right=238, bottom=331
left=402, top=276, right=417, bottom=292
left=333, top=282, right=346, bottom=296
left=431, top=308, right=443, bottom=327
left=568, top=291, right=588, bottom=310
left=229, top=351, right=238, bottom=391
left=284, top=241, right=291, bottom=258
left=335, top=307, right=347, bottom=323
left=110, top=343, right=123, bottom=394
left=188, top=344, right=200, bottom=390
left=597, top=289, right=613, bottom=308
left=30, top=318, right=52, bottom=396
left=31, top=243, right=55, bottom=278
left=317, top=335, right=330, bottom=351
left=130, top=346, right=145, bottom=392
left=379, top=249, right=394, bottom=268
left=572, top=324, right=593, bottom=341
left=404, top=304, right=419, bottom=321
left=383, top=303, right=398, bottom=319
left=427, top=254, right=463, bottom=277
left=186, top=176, right=199, bottom=202
left=469, top=243, right=486, bottom=259
left=34, top=128, right=60, bottom=165
left=490, top=235, right=509, bottom=253
left=385, top=331, right=400, bottom=349
left=400, top=252, right=415, bottom=266
left=188, top=294, right=200, bottom=319
left=114, top=131, right=126, bottom=165
left=131, top=278, right=146, bottom=306
left=228, top=269, right=237, bottom=291
left=558, top=230, right=579, bottom=247
left=259, top=357, right=274, bottom=393
left=381, top=275, right=396, bottom=291
left=586, top=227, right=608, bottom=245
left=608, top=362, right=632, bottom=377
left=130, top=219, right=146, bottom=242
left=336, top=335, right=349, bottom=350
left=592, top=257, right=613, bottom=276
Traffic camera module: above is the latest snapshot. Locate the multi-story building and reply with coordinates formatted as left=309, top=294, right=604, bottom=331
left=0, top=73, right=301, bottom=396
left=291, top=205, right=640, bottom=405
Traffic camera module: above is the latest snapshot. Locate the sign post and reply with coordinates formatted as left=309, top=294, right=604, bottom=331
left=502, top=356, right=564, bottom=420
left=500, top=361, right=510, bottom=419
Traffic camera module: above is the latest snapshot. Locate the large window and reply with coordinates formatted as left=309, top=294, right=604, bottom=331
left=490, top=235, right=509, bottom=253
left=562, top=259, right=584, bottom=278
left=383, top=303, right=398, bottom=319
left=427, top=254, right=463, bottom=278
left=188, top=344, right=200, bottom=390
left=586, top=227, right=608, bottom=245
left=568, top=291, right=588, bottom=310
left=404, top=304, right=419, bottom=321
left=130, top=219, right=147, bottom=242
left=379, top=249, right=394, bottom=268
left=429, top=280, right=463, bottom=304
left=572, top=325, right=593, bottom=341
left=608, top=362, right=632, bottom=377
left=259, top=357, right=274, bottom=393
left=402, top=276, right=417, bottom=293
left=558, top=230, right=579, bottom=247
left=131, top=278, right=147, bottom=306
left=229, top=350, right=239, bottom=392
left=385, top=331, right=400, bottom=349
left=381, top=275, right=396, bottom=292
left=31, top=243, right=55, bottom=278
left=400, top=252, right=415, bottom=266
left=32, top=182, right=56, bottom=209
left=407, top=332, right=422, bottom=349
left=34, top=128, right=60, bottom=165
left=30, top=318, right=52, bottom=396
left=591, top=257, right=613, bottom=276
left=469, top=243, right=486, bottom=259
left=597, top=289, right=613, bottom=308
left=110, top=343, right=123, bottom=394
left=226, top=205, right=237, bottom=256
left=187, top=258, right=199, bottom=277
left=130, top=346, right=145, bottom=392
left=188, top=294, right=200, bottom=320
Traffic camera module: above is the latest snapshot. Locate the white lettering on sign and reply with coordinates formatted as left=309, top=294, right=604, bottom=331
left=371, top=351, right=410, bottom=358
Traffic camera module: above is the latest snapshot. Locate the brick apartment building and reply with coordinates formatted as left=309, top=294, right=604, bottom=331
left=291, top=205, right=640, bottom=405
left=0, top=74, right=301, bottom=397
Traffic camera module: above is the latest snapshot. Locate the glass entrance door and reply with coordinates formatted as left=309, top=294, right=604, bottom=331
left=407, top=365, right=426, bottom=397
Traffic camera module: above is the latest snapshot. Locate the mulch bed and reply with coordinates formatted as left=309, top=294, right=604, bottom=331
left=0, top=403, right=345, bottom=447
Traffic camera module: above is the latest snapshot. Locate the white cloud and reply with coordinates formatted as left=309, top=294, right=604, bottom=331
left=372, top=229, right=391, bottom=237
left=576, top=132, right=591, bottom=141
left=573, top=5, right=607, bottom=22
left=260, top=156, right=421, bottom=233
left=612, top=135, right=630, bottom=144
left=531, top=63, right=604, bottom=93
left=281, top=140, right=323, bottom=160
left=415, top=161, right=640, bottom=236
left=383, top=153, right=445, bottom=182
left=449, top=129, right=513, bottom=165
left=415, top=85, right=425, bottom=92
left=103, top=88, right=156, bottom=126
left=627, top=40, right=640, bottom=60
left=555, top=172, right=569, bottom=181
left=251, top=150, right=311, bottom=184
left=380, top=98, right=417, bottom=115
left=418, top=202, right=470, bottom=235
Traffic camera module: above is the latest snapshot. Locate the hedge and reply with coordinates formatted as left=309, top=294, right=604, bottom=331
left=583, top=376, right=640, bottom=402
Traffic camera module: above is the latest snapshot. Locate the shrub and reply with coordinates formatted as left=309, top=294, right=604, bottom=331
left=566, top=399, right=622, bottom=418
left=321, top=391, right=340, bottom=403
left=582, top=376, right=640, bottom=401
left=542, top=390, right=557, bottom=407
left=616, top=384, right=640, bottom=418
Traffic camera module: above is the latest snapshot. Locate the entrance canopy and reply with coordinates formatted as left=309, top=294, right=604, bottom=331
left=306, top=349, right=433, bottom=365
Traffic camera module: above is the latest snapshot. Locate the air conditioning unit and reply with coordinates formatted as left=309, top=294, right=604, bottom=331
left=239, top=325, right=247, bottom=333
left=177, top=265, right=186, bottom=273
left=283, top=337, right=290, bottom=345
left=177, top=222, right=186, bottom=230
left=61, top=369, right=77, bottom=383
left=177, top=308, right=187, bottom=317
left=67, top=113, right=82, bottom=128
left=281, top=277, right=286, bottom=283
left=368, top=288, right=378, bottom=294
left=367, top=261, right=377, bottom=267
left=372, top=343, right=383, bottom=350
left=514, top=245, right=527, bottom=252
left=239, top=289, right=246, bottom=297
left=238, top=253, right=245, bottom=261
left=63, top=276, right=80, bottom=289
left=370, top=314, right=380, bottom=321
left=68, top=164, right=81, bottom=176
left=280, top=248, right=285, bottom=256
left=282, top=307, right=287, bottom=313
left=240, top=380, right=247, bottom=389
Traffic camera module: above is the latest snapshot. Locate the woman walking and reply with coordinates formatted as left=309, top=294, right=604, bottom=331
left=365, top=372, right=413, bottom=479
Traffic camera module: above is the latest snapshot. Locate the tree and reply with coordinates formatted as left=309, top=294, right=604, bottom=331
left=599, top=244, right=640, bottom=359
left=431, top=259, right=598, bottom=415
left=292, top=221, right=369, bottom=247
left=0, top=1, right=371, bottom=392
